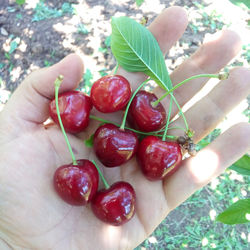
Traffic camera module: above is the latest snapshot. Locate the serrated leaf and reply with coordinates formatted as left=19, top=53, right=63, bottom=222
left=228, top=154, right=250, bottom=175
left=84, top=134, right=94, bottom=148
left=216, top=199, right=250, bottom=225
left=111, top=16, right=172, bottom=91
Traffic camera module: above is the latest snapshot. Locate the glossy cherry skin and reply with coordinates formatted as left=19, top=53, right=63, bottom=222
left=128, top=90, right=166, bottom=132
left=90, top=75, right=131, bottom=113
left=93, top=123, right=138, bottom=167
left=137, top=136, right=182, bottom=181
left=49, top=90, right=92, bottom=134
left=91, top=181, right=136, bottom=226
left=53, top=159, right=99, bottom=206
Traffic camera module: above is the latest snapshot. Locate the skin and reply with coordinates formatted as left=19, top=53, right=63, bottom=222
left=0, top=6, right=249, bottom=250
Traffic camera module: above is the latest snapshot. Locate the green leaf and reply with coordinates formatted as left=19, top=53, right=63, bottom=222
left=136, top=0, right=145, bottom=7
left=16, top=0, right=25, bottom=5
left=111, top=16, right=172, bottom=91
left=228, top=154, right=250, bottom=175
left=77, top=23, right=89, bottom=35
left=104, top=36, right=111, bottom=47
left=84, top=134, right=94, bottom=148
left=9, top=40, right=19, bottom=54
left=229, top=0, right=250, bottom=9
left=4, top=52, right=10, bottom=60
left=216, top=199, right=250, bottom=225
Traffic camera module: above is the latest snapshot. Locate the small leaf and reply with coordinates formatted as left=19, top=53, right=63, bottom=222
left=216, top=199, right=250, bottom=225
left=111, top=16, right=172, bottom=91
left=104, top=36, right=111, bottom=47
left=9, top=40, right=19, bottom=54
left=16, top=0, right=25, bottom=5
left=228, top=154, right=250, bottom=175
left=229, top=0, right=250, bottom=9
left=135, top=0, right=145, bottom=7
left=4, top=52, right=10, bottom=60
left=84, top=134, right=94, bottom=148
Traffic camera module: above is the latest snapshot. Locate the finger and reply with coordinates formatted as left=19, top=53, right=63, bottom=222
left=153, top=30, right=242, bottom=114
left=117, top=6, right=188, bottom=90
left=2, top=54, right=84, bottom=128
left=164, top=122, right=250, bottom=211
left=170, top=67, right=250, bottom=142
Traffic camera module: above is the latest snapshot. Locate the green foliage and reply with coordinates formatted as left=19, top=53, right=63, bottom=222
left=229, top=154, right=250, bottom=175
left=138, top=168, right=249, bottom=249
left=196, top=128, right=221, bottom=150
left=216, top=199, right=250, bottom=224
left=98, top=69, right=108, bottom=77
left=135, top=0, right=145, bottom=7
left=242, top=44, right=250, bottom=63
left=16, top=0, right=25, bottom=5
left=9, top=40, right=19, bottom=54
left=217, top=155, right=250, bottom=226
left=189, top=4, right=226, bottom=33
left=111, top=16, right=172, bottom=90
left=82, top=69, right=93, bottom=94
left=104, top=36, right=111, bottom=48
left=16, top=13, right=23, bottom=19
left=32, top=1, right=74, bottom=22
left=44, top=60, right=52, bottom=67
left=61, top=2, right=74, bottom=14
left=84, top=134, right=94, bottom=148
left=77, top=23, right=89, bottom=35
left=99, top=36, right=111, bottom=53
left=4, top=37, right=20, bottom=72
left=0, top=63, right=5, bottom=69
left=229, top=0, right=250, bottom=8
left=201, top=10, right=224, bottom=30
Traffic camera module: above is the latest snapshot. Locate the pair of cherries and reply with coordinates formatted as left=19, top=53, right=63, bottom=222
left=49, top=74, right=182, bottom=226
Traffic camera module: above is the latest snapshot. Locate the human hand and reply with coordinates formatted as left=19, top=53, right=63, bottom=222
left=0, top=6, right=249, bottom=250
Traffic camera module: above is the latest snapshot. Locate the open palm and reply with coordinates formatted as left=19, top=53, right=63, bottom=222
left=0, top=7, right=249, bottom=250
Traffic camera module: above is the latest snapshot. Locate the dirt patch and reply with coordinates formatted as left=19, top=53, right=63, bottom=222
left=0, top=0, right=222, bottom=92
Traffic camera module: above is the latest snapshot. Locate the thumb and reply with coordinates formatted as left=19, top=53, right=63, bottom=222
left=1, top=54, right=84, bottom=133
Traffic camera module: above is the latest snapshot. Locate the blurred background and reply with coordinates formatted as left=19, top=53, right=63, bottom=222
left=0, top=0, right=249, bottom=249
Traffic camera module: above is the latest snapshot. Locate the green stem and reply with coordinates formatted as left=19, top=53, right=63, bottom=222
left=92, top=160, right=110, bottom=189
left=171, top=93, right=189, bottom=131
left=162, top=96, right=173, bottom=141
left=89, top=115, right=177, bottom=140
left=113, top=64, right=119, bottom=75
left=120, top=78, right=151, bottom=130
left=54, top=75, right=77, bottom=166
left=152, top=74, right=224, bottom=106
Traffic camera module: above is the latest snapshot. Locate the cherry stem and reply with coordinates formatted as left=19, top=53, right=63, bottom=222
left=113, top=64, right=119, bottom=75
left=54, top=75, right=77, bottom=166
left=152, top=73, right=227, bottom=107
left=92, top=160, right=110, bottom=189
left=120, top=78, right=151, bottom=130
left=89, top=115, right=178, bottom=140
left=162, top=97, right=173, bottom=141
left=171, top=94, right=189, bottom=131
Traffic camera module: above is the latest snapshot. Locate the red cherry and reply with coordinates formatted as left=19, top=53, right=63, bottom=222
left=53, top=159, right=99, bottom=205
left=49, top=90, right=92, bottom=134
left=137, top=136, right=182, bottom=181
left=128, top=90, right=166, bottom=132
left=91, top=181, right=136, bottom=226
left=90, top=75, right=131, bottom=113
left=93, top=123, right=138, bottom=167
